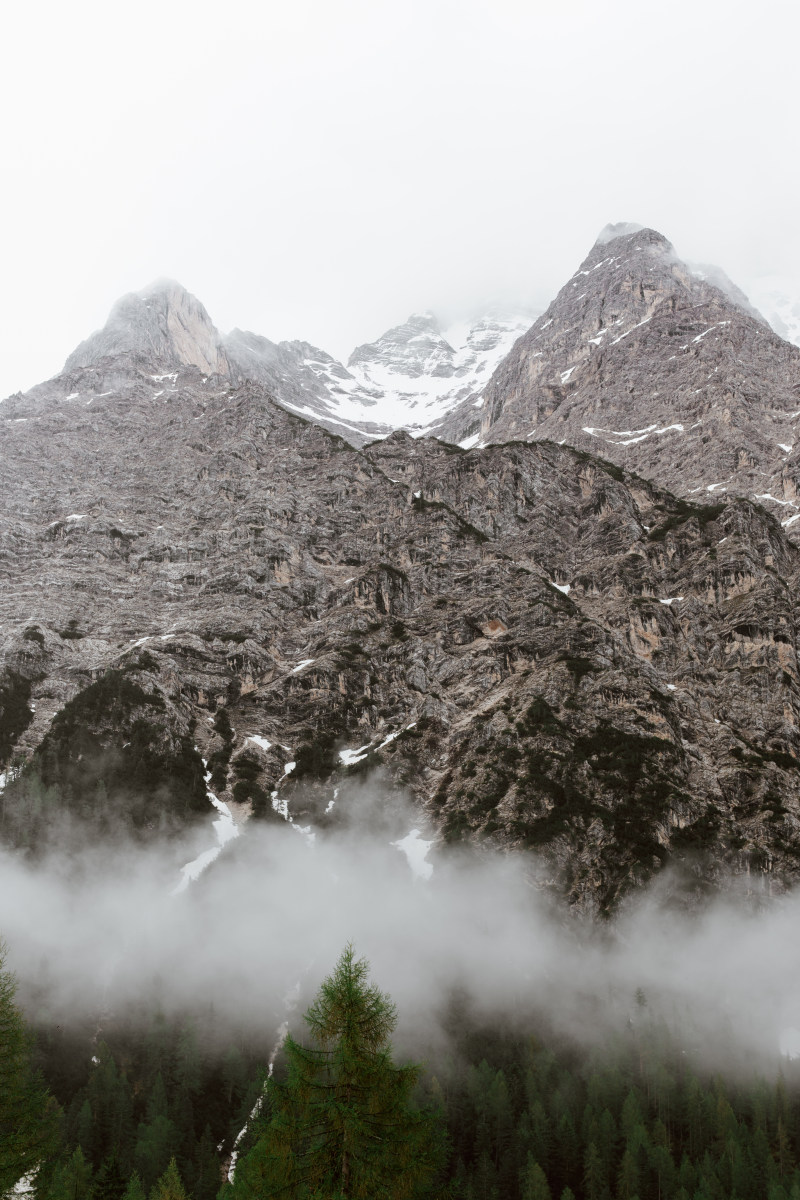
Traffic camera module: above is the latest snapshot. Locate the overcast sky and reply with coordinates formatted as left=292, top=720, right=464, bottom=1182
left=2, top=0, right=797, bottom=399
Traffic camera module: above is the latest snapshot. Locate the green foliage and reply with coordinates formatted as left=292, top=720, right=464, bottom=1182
left=557, top=656, right=598, bottom=686
left=208, top=707, right=235, bottom=793
left=0, top=945, right=60, bottom=1197
left=1, top=672, right=206, bottom=847
left=20, top=947, right=800, bottom=1200
left=230, top=945, right=443, bottom=1199
left=430, top=1006, right=800, bottom=1200
left=58, top=620, right=85, bottom=641
left=291, top=732, right=339, bottom=781
left=43, top=1146, right=94, bottom=1200
left=121, top=1172, right=146, bottom=1200
left=33, top=1004, right=267, bottom=1200
left=647, top=500, right=726, bottom=542
left=148, top=1158, right=188, bottom=1200
left=0, top=671, right=33, bottom=767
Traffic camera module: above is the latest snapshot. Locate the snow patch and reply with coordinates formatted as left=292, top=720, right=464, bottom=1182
left=172, top=789, right=239, bottom=895
left=610, top=315, right=652, bottom=345
left=393, top=829, right=434, bottom=880
left=290, top=658, right=315, bottom=673
left=339, top=745, right=371, bottom=767
left=247, top=735, right=272, bottom=752
left=754, top=493, right=797, bottom=508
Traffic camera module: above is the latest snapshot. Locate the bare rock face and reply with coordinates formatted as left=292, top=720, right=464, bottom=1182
left=3, top=333, right=800, bottom=910
left=5, top=243, right=800, bottom=911
left=65, top=280, right=233, bottom=377
left=475, top=226, right=800, bottom=536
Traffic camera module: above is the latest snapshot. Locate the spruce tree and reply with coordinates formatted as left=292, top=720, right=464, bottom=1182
left=231, top=944, right=442, bottom=1199
left=0, top=945, right=60, bottom=1197
left=121, top=1173, right=147, bottom=1200
left=520, top=1155, right=551, bottom=1200
left=149, top=1158, right=189, bottom=1200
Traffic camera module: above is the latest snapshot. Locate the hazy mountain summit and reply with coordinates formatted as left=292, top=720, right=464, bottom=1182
left=473, top=224, right=800, bottom=529
left=223, top=307, right=535, bottom=442
left=65, top=279, right=232, bottom=377
left=48, top=281, right=534, bottom=445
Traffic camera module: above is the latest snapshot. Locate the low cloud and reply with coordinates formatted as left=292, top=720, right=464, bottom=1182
left=2, top=777, right=799, bottom=1070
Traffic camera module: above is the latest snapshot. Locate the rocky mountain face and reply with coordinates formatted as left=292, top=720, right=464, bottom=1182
left=223, top=308, right=533, bottom=443
left=2, top=313, right=800, bottom=910
left=471, top=225, right=800, bottom=538
left=4, top=230, right=800, bottom=911
left=50, top=280, right=533, bottom=448
left=66, top=280, right=233, bottom=378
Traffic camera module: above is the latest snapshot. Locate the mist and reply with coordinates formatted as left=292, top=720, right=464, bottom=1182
left=2, top=0, right=799, bottom=401
left=2, top=775, right=800, bottom=1074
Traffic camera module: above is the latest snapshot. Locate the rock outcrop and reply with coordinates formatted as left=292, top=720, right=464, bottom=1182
left=65, top=280, right=233, bottom=378
left=473, top=226, right=800, bottom=536
left=2, top=344, right=800, bottom=909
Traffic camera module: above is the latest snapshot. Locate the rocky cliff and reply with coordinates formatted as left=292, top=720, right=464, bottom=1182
left=472, top=225, right=800, bottom=538
left=2, top=320, right=800, bottom=909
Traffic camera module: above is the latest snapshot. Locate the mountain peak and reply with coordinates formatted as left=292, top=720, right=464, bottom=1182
left=594, top=220, right=646, bottom=245
left=64, top=280, right=231, bottom=377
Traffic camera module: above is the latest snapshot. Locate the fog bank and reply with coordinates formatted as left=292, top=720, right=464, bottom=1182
left=2, top=780, right=799, bottom=1068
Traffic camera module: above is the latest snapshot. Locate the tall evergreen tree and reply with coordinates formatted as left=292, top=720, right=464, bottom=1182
left=0, top=945, right=60, bottom=1197
left=149, top=1158, right=189, bottom=1200
left=231, top=944, right=442, bottom=1199
left=520, top=1156, right=551, bottom=1200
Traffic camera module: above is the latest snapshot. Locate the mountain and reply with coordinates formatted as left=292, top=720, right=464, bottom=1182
left=3, top=323, right=800, bottom=910
left=65, top=279, right=233, bottom=377
left=51, top=280, right=533, bottom=446
left=224, top=308, right=534, bottom=443
left=472, top=225, right=800, bottom=536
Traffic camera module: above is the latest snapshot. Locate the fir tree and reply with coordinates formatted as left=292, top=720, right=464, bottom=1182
left=520, top=1156, right=551, bottom=1200
left=46, top=1147, right=94, bottom=1200
left=0, top=945, right=60, bottom=1197
left=122, top=1173, right=147, bottom=1200
left=149, top=1158, right=189, bottom=1200
left=231, top=944, right=442, bottom=1199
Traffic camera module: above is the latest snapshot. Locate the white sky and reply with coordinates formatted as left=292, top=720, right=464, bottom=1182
left=1, top=0, right=798, bottom=398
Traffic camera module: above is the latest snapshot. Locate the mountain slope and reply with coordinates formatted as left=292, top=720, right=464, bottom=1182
left=224, top=309, right=533, bottom=443
left=2, top=344, right=800, bottom=909
left=474, top=225, right=800, bottom=533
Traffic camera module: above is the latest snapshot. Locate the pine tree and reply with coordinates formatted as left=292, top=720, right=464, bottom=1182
left=149, top=1158, right=189, bottom=1200
left=520, top=1155, right=551, bottom=1200
left=46, top=1147, right=94, bottom=1200
left=122, top=1173, right=147, bottom=1200
left=231, top=944, right=442, bottom=1199
left=0, top=944, right=60, bottom=1197
left=93, top=1153, right=127, bottom=1200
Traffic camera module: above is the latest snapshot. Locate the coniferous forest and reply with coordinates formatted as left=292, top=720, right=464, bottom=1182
left=5, top=941, right=800, bottom=1200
